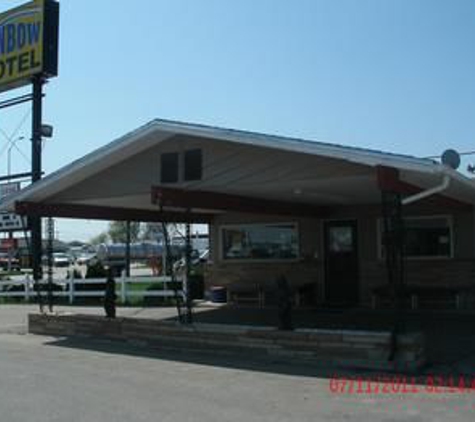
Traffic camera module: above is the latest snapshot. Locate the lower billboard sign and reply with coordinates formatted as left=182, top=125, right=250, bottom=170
left=0, top=212, right=27, bottom=232
left=1, top=238, right=18, bottom=249
left=0, top=182, right=20, bottom=199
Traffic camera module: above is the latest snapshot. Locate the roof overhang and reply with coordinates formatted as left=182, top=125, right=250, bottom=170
left=14, top=201, right=213, bottom=223
left=1, top=119, right=475, bottom=221
left=151, top=187, right=333, bottom=218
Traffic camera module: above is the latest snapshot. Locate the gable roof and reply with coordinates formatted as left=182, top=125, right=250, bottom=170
left=1, top=118, right=473, bottom=212
left=152, top=119, right=440, bottom=171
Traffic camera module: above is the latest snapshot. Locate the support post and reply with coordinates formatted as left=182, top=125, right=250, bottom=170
left=381, top=190, right=405, bottom=360
left=69, top=271, right=74, bottom=304
left=31, top=76, right=44, bottom=311
left=24, top=278, right=30, bottom=301
left=161, top=221, right=183, bottom=322
left=46, top=217, right=54, bottom=312
left=120, top=270, right=127, bottom=304
left=125, top=221, right=131, bottom=277
left=7, top=233, right=13, bottom=272
left=184, top=222, right=193, bottom=324
left=162, top=237, right=168, bottom=276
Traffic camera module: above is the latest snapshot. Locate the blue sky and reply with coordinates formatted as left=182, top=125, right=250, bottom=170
left=1, top=0, right=474, bottom=241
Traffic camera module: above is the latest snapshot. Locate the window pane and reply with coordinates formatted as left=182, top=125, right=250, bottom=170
left=405, top=224, right=451, bottom=257
left=380, top=217, right=452, bottom=258
left=222, top=224, right=298, bottom=260
left=161, top=152, right=179, bottom=183
left=184, top=149, right=202, bottom=181
left=328, top=227, right=353, bottom=252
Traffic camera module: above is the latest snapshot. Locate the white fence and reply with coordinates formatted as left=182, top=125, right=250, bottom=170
left=0, top=275, right=185, bottom=304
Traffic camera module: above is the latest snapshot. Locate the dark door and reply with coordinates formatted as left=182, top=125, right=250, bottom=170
left=324, top=220, right=359, bottom=306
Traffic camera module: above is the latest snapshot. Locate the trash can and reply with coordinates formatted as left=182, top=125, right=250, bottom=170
left=210, top=286, right=227, bottom=303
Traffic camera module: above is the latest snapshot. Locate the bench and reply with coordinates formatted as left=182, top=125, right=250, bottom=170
left=228, top=281, right=316, bottom=307
left=371, top=284, right=475, bottom=310
left=228, top=282, right=264, bottom=306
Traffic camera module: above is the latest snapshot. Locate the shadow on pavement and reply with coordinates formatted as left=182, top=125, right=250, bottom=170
left=44, top=335, right=339, bottom=379
left=41, top=308, right=475, bottom=386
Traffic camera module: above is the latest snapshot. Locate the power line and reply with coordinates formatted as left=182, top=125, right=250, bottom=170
left=425, top=150, right=475, bottom=159
left=0, top=109, right=31, bottom=159
left=0, top=110, right=32, bottom=174
left=11, top=141, right=30, bottom=165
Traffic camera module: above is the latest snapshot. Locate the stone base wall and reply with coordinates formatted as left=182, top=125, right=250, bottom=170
left=29, top=313, right=425, bottom=372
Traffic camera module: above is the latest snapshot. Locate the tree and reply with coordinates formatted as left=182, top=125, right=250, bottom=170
left=89, top=232, right=109, bottom=245
left=108, top=221, right=141, bottom=243
left=141, top=222, right=163, bottom=241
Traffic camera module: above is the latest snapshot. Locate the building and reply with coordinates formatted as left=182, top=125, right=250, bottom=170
left=2, top=119, right=475, bottom=309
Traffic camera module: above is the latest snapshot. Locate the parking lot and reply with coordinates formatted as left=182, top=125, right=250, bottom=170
left=2, top=261, right=154, bottom=281
left=0, top=306, right=474, bottom=421
left=1, top=333, right=474, bottom=421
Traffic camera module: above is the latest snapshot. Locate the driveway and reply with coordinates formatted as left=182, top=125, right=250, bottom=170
left=0, top=332, right=474, bottom=422
left=2, top=305, right=475, bottom=373
left=1, top=305, right=475, bottom=420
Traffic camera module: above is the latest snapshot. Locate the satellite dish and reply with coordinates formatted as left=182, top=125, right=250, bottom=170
left=441, top=149, right=461, bottom=170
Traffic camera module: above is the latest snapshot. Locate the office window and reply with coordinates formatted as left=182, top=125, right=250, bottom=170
left=221, top=223, right=299, bottom=260
left=379, top=216, right=452, bottom=259
left=160, top=152, right=179, bottom=183
left=184, top=149, right=202, bottom=181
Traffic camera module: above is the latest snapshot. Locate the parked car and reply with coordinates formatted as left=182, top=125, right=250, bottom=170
left=53, top=253, right=71, bottom=267
left=75, top=253, right=96, bottom=265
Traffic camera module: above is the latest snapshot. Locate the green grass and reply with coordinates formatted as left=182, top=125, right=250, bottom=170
left=0, top=280, right=181, bottom=307
left=121, top=282, right=179, bottom=306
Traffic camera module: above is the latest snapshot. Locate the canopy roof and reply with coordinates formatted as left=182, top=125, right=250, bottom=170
left=1, top=119, right=474, bottom=221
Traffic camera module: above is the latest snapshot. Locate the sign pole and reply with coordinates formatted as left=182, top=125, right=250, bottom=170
left=0, top=0, right=59, bottom=313
left=31, top=75, right=44, bottom=309
left=32, top=76, right=43, bottom=184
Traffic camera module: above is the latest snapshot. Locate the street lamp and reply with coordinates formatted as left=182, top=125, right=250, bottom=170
left=7, top=136, right=25, bottom=177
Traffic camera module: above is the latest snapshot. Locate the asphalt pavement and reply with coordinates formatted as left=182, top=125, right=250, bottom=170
left=0, top=306, right=474, bottom=421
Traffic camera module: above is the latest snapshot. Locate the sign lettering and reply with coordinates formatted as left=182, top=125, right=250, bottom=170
left=0, top=0, right=58, bottom=93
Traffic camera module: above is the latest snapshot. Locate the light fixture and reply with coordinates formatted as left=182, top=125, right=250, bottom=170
left=41, top=124, right=54, bottom=138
